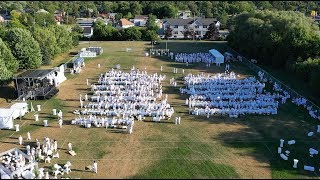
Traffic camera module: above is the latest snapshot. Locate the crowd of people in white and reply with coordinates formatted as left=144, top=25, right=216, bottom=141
left=180, top=71, right=290, bottom=118
left=258, top=71, right=320, bottom=121
left=71, top=68, right=175, bottom=132
left=1, top=134, right=72, bottom=179
left=174, top=53, right=216, bottom=66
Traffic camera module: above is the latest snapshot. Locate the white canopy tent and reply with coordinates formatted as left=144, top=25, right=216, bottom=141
left=0, top=109, right=15, bottom=129
left=0, top=102, right=28, bottom=129
left=209, top=49, right=224, bottom=65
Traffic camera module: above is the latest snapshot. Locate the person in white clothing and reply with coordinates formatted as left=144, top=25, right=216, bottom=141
left=68, top=142, right=73, bottom=151
left=18, top=135, right=23, bottom=145
left=58, top=119, right=63, bottom=128
left=27, top=132, right=31, bottom=140
left=93, top=161, right=98, bottom=173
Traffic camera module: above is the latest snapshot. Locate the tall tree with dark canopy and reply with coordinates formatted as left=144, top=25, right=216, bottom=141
left=204, top=23, right=220, bottom=40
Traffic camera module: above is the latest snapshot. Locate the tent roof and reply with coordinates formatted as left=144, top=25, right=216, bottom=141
left=10, top=102, right=28, bottom=109
left=0, top=108, right=15, bottom=117
left=14, top=69, right=55, bottom=80
left=209, top=49, right=224, bottom=58
left=71, top=57, right=84, bottom=64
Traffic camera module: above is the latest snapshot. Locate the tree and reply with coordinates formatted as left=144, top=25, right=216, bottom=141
left=229, top=1, right=256, bottom=15
left=146, top=14, right=159, bottom=31
left=115, top=13, right=123, bottom=21
left=122, top=26, right=142, bottom=41
left=181, top=28, right=195, bottom=39
left=72, top=24, right=84, bottom=34
left=130, top=2, right=143, bottom=16
left=0, top=38, right=18, bottom=74
left=199, top=1, right=213, bottom=18
left=8, top=10, right=24, bottom=28
left=31, top=27, right=57, bottom=65
left=164, top=26, right=173, bottom=39
left=34, top=12, right=56, bottom=27
left=0, top=59, right=14, bottom=84
left=53, top=26, right=73, bottom=54
left=161, top=4, right=178, bottom=18
left=144, top=30, right=160, bottom=42
left=4, top=28, right=42, bottom=69
left=204, top=23, right=220, bottom=40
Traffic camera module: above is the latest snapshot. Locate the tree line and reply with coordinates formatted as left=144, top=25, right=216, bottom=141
left=227, top=10, right=320, bottom=97
left=0, top=17, right=79, bottom=85
left=1, top=1, right=319, bottom=29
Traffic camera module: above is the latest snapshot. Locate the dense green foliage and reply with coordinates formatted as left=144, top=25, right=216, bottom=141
left=1, top=1, right=319, bottom=27
left=227, top=10, right=320, bottom=68
left=30, top=26, right=57, bottom=65
left=227, top=9, right=320, bottom=98
left=0, top=38, right=17, bottom=84
left=3, top=28, right=42, bottom=69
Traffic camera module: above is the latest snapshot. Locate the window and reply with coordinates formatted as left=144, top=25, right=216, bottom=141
left=183, top=25, right=187, bottom=29
left=203, top=25, right=207, bottom=28
left=174, top=31, right=178, bottom=35
left=174, top=25, right=178, bottom=28
left=195, top=25, right=199, bottom=28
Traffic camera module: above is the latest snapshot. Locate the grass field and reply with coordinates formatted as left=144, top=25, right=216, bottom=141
left=1, top=40, right=320, bottom=179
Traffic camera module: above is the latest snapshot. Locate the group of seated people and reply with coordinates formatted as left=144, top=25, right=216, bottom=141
left=180, top=72, right=287, bottom=118
left=73, top=68, right=174, bottom=128
left=259, top=70, right=320, bottom=121
left=174, top=52, right=216, bottom=65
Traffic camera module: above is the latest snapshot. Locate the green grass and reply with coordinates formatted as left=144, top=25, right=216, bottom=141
left=2, top=40, right=320, bottom=178
left=132, top=159, right=239, bottom=179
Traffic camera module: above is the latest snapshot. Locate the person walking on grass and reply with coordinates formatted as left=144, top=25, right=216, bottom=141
left=18, top=135, right=23, bottom=145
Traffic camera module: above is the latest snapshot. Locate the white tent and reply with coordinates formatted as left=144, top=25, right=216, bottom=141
left=0, top=109, right=15, bottom=129
left=0, top=102, right=28, bottom=129
left=209, top=49, right=224, bottom=65
left=10, top=102, right=28, bottom=116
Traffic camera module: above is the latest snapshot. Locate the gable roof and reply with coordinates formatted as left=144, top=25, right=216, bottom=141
left=14, top=69, right=55, bottom=79
left=120, top=18, right=134, bottom=26
left=134, top=15, right=148, bottom=20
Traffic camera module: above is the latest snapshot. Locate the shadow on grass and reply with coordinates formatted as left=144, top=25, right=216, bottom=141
left=0, top=86, right=16, bottom=102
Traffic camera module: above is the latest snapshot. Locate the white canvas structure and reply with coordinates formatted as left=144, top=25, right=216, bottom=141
left=209, top=49, right=224, bottom=65
left=0, top=102, right=28, bottom=129
left=53, top=65, right=67, bottom=86
left=79, top=48, right=96, bottom=58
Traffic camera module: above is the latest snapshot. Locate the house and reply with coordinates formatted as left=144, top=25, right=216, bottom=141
left=160, top=18, right=220, bottom=39
left=132, top=15, right=148, bottom=26
left=76, top=18, right=96, bottom=37
left=76, top=18, right=95, bottom=27
left=177, top=10, right=192, bottom=19
left=118, top=18, right=134, bottom=29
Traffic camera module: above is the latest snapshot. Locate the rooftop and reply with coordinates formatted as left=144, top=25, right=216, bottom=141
left=162, top=18, right=218, bottom=26
left=14, top=69, right=55, bottom=79
left=120, top=18, right=134, bottom=26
